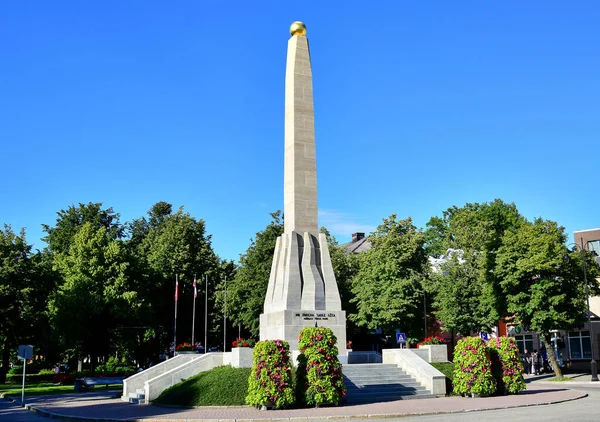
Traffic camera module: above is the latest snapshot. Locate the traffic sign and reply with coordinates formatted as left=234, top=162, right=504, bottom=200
left=396, top=333, right=407, bottom=344
left=17, top=345, right=33, bottom=360
left=480, top=332, right=489, bottom=341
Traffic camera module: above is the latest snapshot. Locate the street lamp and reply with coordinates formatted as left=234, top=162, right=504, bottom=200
left=570, top=240, right=598, bottom=382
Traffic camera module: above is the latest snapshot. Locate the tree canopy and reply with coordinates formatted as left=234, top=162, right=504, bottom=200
left=349, top=215, right=428, bottom=340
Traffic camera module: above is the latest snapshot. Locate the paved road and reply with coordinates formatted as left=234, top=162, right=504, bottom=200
left=374, top=386, right=599, bottom=422
left=0, top=399, right=45, bottom=421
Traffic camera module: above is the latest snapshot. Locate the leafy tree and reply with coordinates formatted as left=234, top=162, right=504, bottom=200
left=48, top=222, right=135, bottom=364
left=425, top=199, right=525, bottom=333
left=430, top=253, right=498, bottom=336
left=42, top=202, right=122, bottom=254
left=495, top=219, right=598, bottom=377
left=0, top=226, right=57, bottom=382
left=349, top=215, right=428, bottom=340
left=226, top=211, right=283, bottom=337
left=127, top=203, right=219, bottom=352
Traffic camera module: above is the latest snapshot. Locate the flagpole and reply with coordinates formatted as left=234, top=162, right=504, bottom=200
left=192, top=275, right=197, bottom=346
left=204, top=274, right=208, bottom=352
left=223, top=275, right=227, bottom=352
left=174, top=274, right=178, bottom=356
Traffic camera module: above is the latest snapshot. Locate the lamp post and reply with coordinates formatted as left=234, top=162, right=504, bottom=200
left=571, top=240, right=598, bottom=382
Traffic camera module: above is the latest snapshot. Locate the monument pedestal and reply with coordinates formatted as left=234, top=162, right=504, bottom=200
left=260, top=309, right=347, bottom=354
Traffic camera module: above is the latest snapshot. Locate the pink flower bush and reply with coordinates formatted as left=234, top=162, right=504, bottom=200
left=453, top=336, right=496, bottom=396
left=246, top=340, right=295, bottom=408
left=488, top=337, right=526, bottom=394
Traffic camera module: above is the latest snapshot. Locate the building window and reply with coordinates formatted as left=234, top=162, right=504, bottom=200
left=514, top=334, right=534, bottom=354
left=588, top=240, right=600, bottom=256
left=568, top=331, right=592, bottom=359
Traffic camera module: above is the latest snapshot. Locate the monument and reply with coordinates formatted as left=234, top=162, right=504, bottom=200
left=260, top=21, right=347, bottom=354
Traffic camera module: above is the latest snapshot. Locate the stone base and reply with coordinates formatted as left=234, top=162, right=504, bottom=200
left=260, top=309, right=347, bottom=354
left=231, top=347, right=253, bottom=368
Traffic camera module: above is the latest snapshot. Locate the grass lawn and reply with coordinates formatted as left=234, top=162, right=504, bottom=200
left=154, top=366, right=251, bottom=406
left=546, top=376, right=573, bottom=382
left=0, top=382, right=122, bottom=397
left=431, top=362, right=454, bottom=380
left=431, top=362, right=455, bottom=395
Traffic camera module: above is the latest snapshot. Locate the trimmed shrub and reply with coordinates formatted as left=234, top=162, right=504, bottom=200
left=453, top=336, right=496, bottom=396
left=488, top=337, right=526, bottom=395
left=6, top=373, right=56, bottom=383
left=296, top=327, right=345, bottom=407
left=246, top=340, right=295, bottom=409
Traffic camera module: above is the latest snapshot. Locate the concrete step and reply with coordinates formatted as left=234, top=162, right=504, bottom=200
left=344, top=375, right=414, bottom=382
left=345, top=383, right=427, bottom=391
left=128, top=397, right=146, bottom=404
left=341, top=363, right=435, bottom=404
left=343, top=364, right=400, bottom=372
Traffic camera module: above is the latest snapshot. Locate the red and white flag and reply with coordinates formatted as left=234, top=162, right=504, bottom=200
left=193, top=276, right=197, bottom=299
left=175, top=277, right=179, bottom=302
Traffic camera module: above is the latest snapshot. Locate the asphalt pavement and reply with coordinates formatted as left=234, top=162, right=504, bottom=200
left=1, top=373, right=598, bottom=421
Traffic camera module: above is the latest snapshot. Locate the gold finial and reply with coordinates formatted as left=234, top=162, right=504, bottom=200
left=290, top=21, right=307, bottom=37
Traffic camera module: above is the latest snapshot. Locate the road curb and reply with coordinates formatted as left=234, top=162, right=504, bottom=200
left=12, top=390, right=588, bottom=422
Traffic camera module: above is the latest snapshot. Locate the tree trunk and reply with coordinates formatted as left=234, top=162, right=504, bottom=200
left=542, top=333, right=563, bottom=378
left=0, top=341, right=11, bottom=384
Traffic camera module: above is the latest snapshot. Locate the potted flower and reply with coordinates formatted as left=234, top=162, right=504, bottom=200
left=232, top=338, right=256, bottom=348
left=417, top=336, right=447, bottom=362
left=176, top=342, right=195, bottom=354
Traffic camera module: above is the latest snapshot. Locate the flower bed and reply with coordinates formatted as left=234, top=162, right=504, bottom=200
left=452, top=336, right=496, bottom=396
left=232, top=338, right=256, bottom=348
left=296, top=327, right=345, bottom=407
left=417, top=336, right=445, bottom=347
left=246, top=340, right=295, bottom=409
left=176, top=342, right=195, bottom=352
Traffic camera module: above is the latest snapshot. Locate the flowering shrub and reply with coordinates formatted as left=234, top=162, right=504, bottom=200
left=176, top=342, right=194, bottom=351
left=232, top=338, right=256, bottom=348
left=296, top=327, right=346, bottom=407
left=417, top=336, right=445, bottom=347
left=246, top=340, right=295, bottom=408
left=346, top=340, right=353, bottom=349
left=488, top=337, right=526, bottom=395
left=452, top=336, right=496, bottom=396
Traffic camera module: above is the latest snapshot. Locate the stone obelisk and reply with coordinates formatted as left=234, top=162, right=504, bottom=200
left=260, top=22, right=347, bottom=354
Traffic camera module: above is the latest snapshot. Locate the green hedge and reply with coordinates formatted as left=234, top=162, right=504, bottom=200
left=296, top=327, right=345, bottom=407
left=246, top=340, right=295, bottom=409
left=6, top=373, right=56, bottom=383
left=452, top=336, right=496, bottom=396
left=488, top=337, right=526, bottom=394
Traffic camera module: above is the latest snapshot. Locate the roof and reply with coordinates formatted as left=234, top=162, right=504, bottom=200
left=340, top=237, right=372, bottom=254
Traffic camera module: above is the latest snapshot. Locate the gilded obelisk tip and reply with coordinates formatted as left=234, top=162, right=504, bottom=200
left=289, top=21, right=307, bottom=36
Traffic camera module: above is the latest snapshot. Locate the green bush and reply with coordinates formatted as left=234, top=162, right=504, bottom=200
left=8, top=361, right=53, bottom=375
left=488, top=337, right=526, bottom=395
left=452, top=336, right=496, bottom=396
left=155, top=366, right=251, bottom=406
left=246, top=340, right=295, bottom=409
left=6, top=373, right=56, bottom=383
left=296, top=327, right=345, bottom=407
left=96, top=356, right=136, bottom=374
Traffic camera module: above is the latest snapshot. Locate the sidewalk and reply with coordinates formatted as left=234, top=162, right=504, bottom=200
left=529, top=371, right=600, bottom=387
left=2, top=381, right=588, bottom=422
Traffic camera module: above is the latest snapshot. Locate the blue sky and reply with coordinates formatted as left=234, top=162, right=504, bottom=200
left=1, top=1, right=598, bottom=261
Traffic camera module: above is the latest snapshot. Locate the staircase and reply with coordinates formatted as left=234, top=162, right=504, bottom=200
left=343, top=363, right=435, bottom=404
left=125, top=388, right=146, bottom=404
